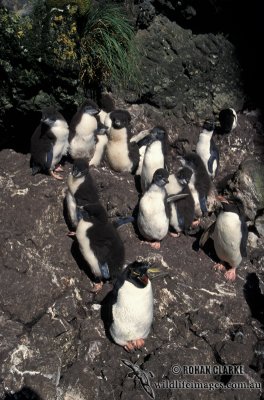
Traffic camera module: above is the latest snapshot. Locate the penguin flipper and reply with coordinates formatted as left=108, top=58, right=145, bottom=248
left=240, top=219, right=248, bottom=258
left=199, top=221, right=216, bottom=248
left=129, top=142, right=140, bottom=174
left=167, top=193, right=189, bottom=202
left=113, top=216, right=135, bottom=228
left=100, top=262, right=110, bottom=280
left=208, top=141, right=219, bottom=175
left=199, top=195, right=208, bottom=215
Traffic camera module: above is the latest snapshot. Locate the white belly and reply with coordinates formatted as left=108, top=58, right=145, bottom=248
left=213, top=212, right=242, bottom=267
left=196, top=134, right=211, bottom=175
left=50, top=122, right=69, bottom=168
left=110, top=280, right=153, bottom=345
left=69, top=134, right=95, bottom=160
left=137, top=189, right=169, bottom=240
left=141, top=141, right=164, bottom=192
left=89, top=134, right=108, bottom=166
left=106, top=128, right=132, bottom=172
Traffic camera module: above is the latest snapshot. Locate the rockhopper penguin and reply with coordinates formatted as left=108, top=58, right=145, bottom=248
left=30, top=107, right=69, bottom=180
left=199, top=197, right=248, bottom=281
left=196, top=120, right=219, bottom=179
left=105, top=110, right=139, bottom=173
left=65, top=158, right=99, bottom=235
left=109, top=261, right=155, bottom=352
left=76, top=203, right=125, bottom=292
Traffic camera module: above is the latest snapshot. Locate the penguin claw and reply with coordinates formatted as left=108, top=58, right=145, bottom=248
left=50, top=170, right=63, bottom=180
left=169, top=231, right=180, bottom=238
left=55, top=164, right=64, bottom=172
left=213, top=263, right=225, bottom=272
left=90, top=282, right=103, bottom=293
left=224, top=268, right=237, bottom=281
left=191, top=219, right=200, bottom=228
left=150, top=241, right=161, bottom=250
left=66, top=231, right=76, bottom=237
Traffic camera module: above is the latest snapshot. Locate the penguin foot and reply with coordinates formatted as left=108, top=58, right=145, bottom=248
left=224, top=268, right=236, bottom=281
left=150, top=241, right=161, bottom=250
left=213, top=263, right=225, bottom=272
left=55, top=164, right=64, bottom=172
left=191, top=219, right=200, bottom=228
left=124, top=339, right=145, bottom=352
left=90, top=282, right=103, bottom=293
left=50, top=170, right=63, bottom=180
left=66, top=231, right=76, bottom=237
left=169, top=231, right=180, bottom=238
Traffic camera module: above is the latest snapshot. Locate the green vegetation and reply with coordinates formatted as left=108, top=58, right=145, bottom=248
left=80, top=3, right=140, bottom=89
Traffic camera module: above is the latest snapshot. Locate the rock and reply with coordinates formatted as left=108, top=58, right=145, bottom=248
left=255, top=211, right=264, bottom=237
left=226, top=158, right=264, bottom=221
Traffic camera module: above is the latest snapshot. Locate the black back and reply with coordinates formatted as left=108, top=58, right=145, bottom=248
left=30, top=112, right=57, bottom=173
left=182, top=153, right=211, bottom=198
left=72, top=159, right=100, bottom=207
left=219, top=108, right=236, bottom=133
left=174, top=168, right=195, bottom=233
left=81, top=203, right=125, bottom=280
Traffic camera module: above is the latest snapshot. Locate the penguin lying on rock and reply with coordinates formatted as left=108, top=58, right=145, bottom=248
left=137, top=168, right=188, bottom=249
left=196, top=120, right=219, bottom=179
left=109, top=261, right=157, bottom=352
left=199, top=196, right=248, bottom=281
left=65, top=158, right=99, bottom=235
left=30, top=107, right=69, bottom=180
left=76, top=203, right=125, bottom=293
left=106, top=109, right=139, bottom=173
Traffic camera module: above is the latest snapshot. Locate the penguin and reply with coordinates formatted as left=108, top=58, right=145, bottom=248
left=167, top=166, right=195, bottom=236
left=178, top=153, right=211, bottom=219
left=105, top=109, right=140, bottom=173
left=65, top=158, right=99, bottom=235
left=30, top=107, right=69, bottom=180
left=130, top=128, right=152, bottom=176
left=219, top=108, right=237, bottom=134
left=69, top=99, right=105, bottom=161
left=76, top=202, right=125, bottom=292
left=109, top=261, right=154, bottom=352
left=89, top=93, right=116, bottom=167
left=140, top=126, right=168, bottom=193
left=195, top=120, right=219, bottom=179
left=199, top=197, right=248, bottom=281
left=137, top=168, right=187, bottom=249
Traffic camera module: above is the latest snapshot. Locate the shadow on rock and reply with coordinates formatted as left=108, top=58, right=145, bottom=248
left=4, top=386, right=42, bottom=399
left=243, top=272, right=264, bottom=324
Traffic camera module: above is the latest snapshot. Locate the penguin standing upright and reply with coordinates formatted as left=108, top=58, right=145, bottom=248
left=65, top=158, right=99, bottom=234
left=196, top=120, right=219, bottom=179
left=178, top=153, right=211, bottom=219
left=199, top=197, right=248, bottom=281
left=167, top=167, right=195, bottom=236
left=69, top=99, right=103, bottom=161
left=89, top=93, right=116, bottom=167
left=76, top=203, right=125, bottom=292
left=130, top=128, right=152, bottom=176
left=105, top=110, right=139, bottom=173
left=30, top=107, right=69, bottom=180
left=219, top=108, right=237, bottom=134
left=140, top=126, right=168, bottom=193
left=109, top=261, right=154, bottom=352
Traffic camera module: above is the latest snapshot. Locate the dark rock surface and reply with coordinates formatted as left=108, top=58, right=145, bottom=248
left=0, top=107, right=264, bottom=399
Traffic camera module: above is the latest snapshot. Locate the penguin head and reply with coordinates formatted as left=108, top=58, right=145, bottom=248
left=219, top=108, right=237, bottom=133
left=109, top=110, right=131, bottom=129
left=177, top=153, right=201, bottom=170
left=176, top=166, right=193, bottom=186
left=220, top=195, right=246, bottom=216
left=126, top=261, right=151, bottom=288
left=80, top=203, right=108, bottom=223
left=41, top=107, right=63, bottom=126
left=202, top=119, right=215, bottom=133
left=81, top=99, right=100, bottom=116
left=152, top=168, right=169, bottom=187
left=72, top=158, right=89, bottom=178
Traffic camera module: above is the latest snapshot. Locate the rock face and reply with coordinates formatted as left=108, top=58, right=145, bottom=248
left=0, top=106, right=264, bottom=399
left=123, top=15, right=244, bottom=122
